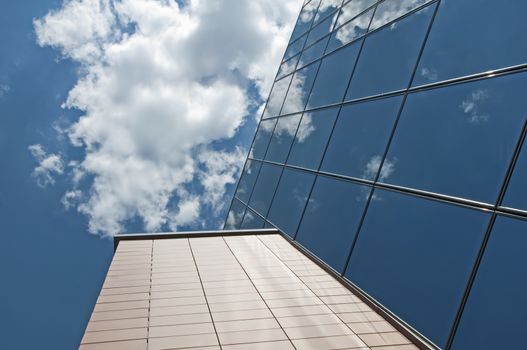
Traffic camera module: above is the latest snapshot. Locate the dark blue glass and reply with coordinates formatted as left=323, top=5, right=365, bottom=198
left=296, top=176, right=370, bottom=272
left=503, top=142, right=527, bottom=211
left=276, top=55, right=300, bottom=80
left=384, top=73, right=527, bottom=203
left=284, top=34, right=308, bottom=61
left=313, top=0, right=342, bottom=25
left=414, top=0, right=527, bottom=86
left=346, top=4, right=434, bottom=100
left=263, top=75, right=292, bottom=119
left=240, top=209, right=265, bottom=229
left=305, top=15, right=334, bottom=47
left=250, top=119, right=277, bottom=160
left=369, top=0, right=431, bottom=31
left=335, top=0, right=376, bottom=28
left=281, top=61, right=320, bottom=115
left=327, top=7, right=373, bottom=52
left=287, top=106, right=339, bottom=170
left=225, top=199, right=246, bottom=230
left=265, top=114, right=302, bottom=164
left=248, top=163, right=282, bottom=215
left=298, top=35, right=329, bottom=68
left=321, top=95, right=402, bottom=180
left=267, top=168, right=315, bottom=237
left=346, top=189, right=490, bottom=347
left=308, top=40, right=361, bottom=108
left=291, top=0, right=321, bottom=41
left=235, top=160, right=262, bottom=203
left=451, top=216, right=527, bottom=350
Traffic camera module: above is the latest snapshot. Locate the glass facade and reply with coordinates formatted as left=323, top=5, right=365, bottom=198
left=226, top=0, right=527, bottom=348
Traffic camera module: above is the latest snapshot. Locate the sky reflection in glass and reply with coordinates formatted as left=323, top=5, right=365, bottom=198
left=346, top=189, right=490, bottom=347
left=296, top=175, right=370, bottom=272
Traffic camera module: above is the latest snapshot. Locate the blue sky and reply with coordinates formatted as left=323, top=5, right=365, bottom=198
left=0, top=0, right=299, bottom=348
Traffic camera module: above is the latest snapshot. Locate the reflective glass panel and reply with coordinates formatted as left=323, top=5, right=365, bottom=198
left=225, top=199, right=246, bottom=230
left=265, top=114, right=302, bottom=164
left=287, top=106, right=339, bottom=170
left=346, top=4, right=434, bottom=100
left=281, top=61, right=320, bottom=115
left=268, top=168, right=315, bottom=237
left=240, top=209, right=265, bottom=229
left=321, top=95, right=402, bottom=180
left=296, top=176, right=370, bottom=272
left=308, top=40, right=361, bottom=108
left=369, top=0, right=431, bottom=30
left=277, top=55, right=300, bottom=80
left=248, top=163, right=282, bottom=215
left=503, top=142, right=527, bottom=211
left=235, top=160, right=262, bottom=204
left=346, top=189, right=490, bottom=347
left=284, top=34, right=308, bottom=61
left=299, top=36, right=329, bottom=68
left=336, top=0, right=376, bottom=28
left=263, top=75, right=292, bottom=118
left=451, top=216, right=527, bottom=350
left=414, top=0, right=527, bottom=86
left=306, top=15, right=334, bottom=47
left=383, top=73, right=527, bottom=203
left=291, top=0, right=321, bottom=41
left=327, top=7, right=373, bottom=52
left=314, top=0, right=342, bottom=25
left=250, top=119, right=277, bottom=160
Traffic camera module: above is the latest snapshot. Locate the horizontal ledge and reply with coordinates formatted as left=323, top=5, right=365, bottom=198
left=113, top=229, right=279, bottom=251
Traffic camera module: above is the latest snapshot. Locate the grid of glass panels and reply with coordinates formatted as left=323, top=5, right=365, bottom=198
left=226, top=0, right=527, bottom=349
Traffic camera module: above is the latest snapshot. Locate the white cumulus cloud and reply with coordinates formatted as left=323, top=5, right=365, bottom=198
left=33, top=0, right=301, bottom=236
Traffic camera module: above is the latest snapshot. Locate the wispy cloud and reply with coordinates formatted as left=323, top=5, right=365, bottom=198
left=32, top=0, right=300, bottom=236
left=28, top=144, right=64, bottom=188
left=459, top=89, right=489, bottom=123
left=0, top=83, right=10, bottom=97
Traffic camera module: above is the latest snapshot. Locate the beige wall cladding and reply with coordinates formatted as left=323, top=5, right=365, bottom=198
left=80, top=234, right=420, bottom=350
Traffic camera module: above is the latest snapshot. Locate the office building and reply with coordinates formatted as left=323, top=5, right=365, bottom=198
left=79, top=0, right=527, bottom=349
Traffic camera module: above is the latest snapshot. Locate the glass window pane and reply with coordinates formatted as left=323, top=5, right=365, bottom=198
left=235, top=160, right=262, bottom=204
left=263, top=75, right=292, bottom=119
left=336, top=0, right=377, bottom=28
left=240, top=209, right=265, bottom=229
left=314, top=0, right=342, bottom=25
left=284, top=34, right=308, bottom=61
left=503, top=141, right=527, bottom=211
left=346, top=189, right=490, bottom=347
left=267, top=168, right=315, bottom=237
left=296, top=176, right=371, bottom=272
left=369, top=0, right=432, bottom=31
left=327, top=7, right=373, bottom=52
left=299, top=36, right=329, bottom=69
left=308, top=40, right=361, bottom=108
left=414, top=1, right=527, bottom=86
left=346, top=4, right=434, bottom=100
left=321, top=95, right=402, bottom=180
left=305, top=15, right=334, bottom=47
left=248, top=163, right=282, bottom=215
left=277, top=55, right=300, bottom=80
left=451, top=216, right=527, bottom=350
left=225, top=199, right=246, bottom=230
left=281, top=61, right=320, bottom=115
left=383, top=73, right=527, bottom=203
left=250, top=119, right=277, bottom=160
left=265, top=114, right=302, bottom=164
left=291, top=0, right=321, bottom=41
left=287, top=106, right=339, bottom=170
